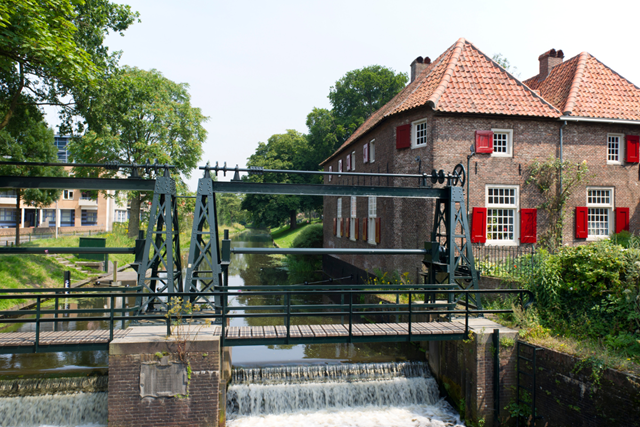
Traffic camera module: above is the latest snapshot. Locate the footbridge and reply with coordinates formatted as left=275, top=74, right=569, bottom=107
left=0, top=160, right=534, bottom=353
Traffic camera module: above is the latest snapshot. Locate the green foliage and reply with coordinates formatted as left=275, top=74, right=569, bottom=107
left=526, top=157, right=591, bottom=252
left=69, top=66, right=207, bottom=237
left=285, top=224, right=323, bottom=283
left=492, top=53, right=520, bottom=78
left=329, top=65, right=408, bottom=140
left=291, top=223, right=323, bottom=249
left=0, top=0, right=138, bottom=131
left=216, top=193, right=247, bottom=226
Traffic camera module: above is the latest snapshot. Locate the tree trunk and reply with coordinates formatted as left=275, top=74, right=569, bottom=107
left=15, top=189, right=20, bottom=246
left=128, top=193, right=142, bottom=239
left=289, top=210, right=297, bottom=231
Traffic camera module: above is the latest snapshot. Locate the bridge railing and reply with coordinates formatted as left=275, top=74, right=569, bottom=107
left=0, top=286, right=534, bottom=352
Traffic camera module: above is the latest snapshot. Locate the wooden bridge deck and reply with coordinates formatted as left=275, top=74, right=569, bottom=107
left=0, top=321, right=467, bottom=352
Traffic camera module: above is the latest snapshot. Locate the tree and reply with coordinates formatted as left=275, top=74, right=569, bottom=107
left=0, top=106, right=65, bottom=245
left=328, top=65, right=408, bottom=142
left=0, top=0, right=138, bottom=131
left=241, top=130, right=309, bottom=229
left=492, top=53, right=520, bottom=78
left=68, top=66, right=207, bottom=238
left=305, top=107, right=341, bottom=168
left=216, top=193, right=247, bottom=226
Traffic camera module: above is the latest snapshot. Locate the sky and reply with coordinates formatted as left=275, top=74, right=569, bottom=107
left=47, top=0, right=640, bottom=191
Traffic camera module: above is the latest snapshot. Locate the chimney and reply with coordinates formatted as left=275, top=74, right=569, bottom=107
left=410, top=56, right=431, bottom=82
left=538, top=49, right=564, bottom=80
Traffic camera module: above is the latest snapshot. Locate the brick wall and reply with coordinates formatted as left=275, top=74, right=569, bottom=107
left=428, top=329, right=518, bottom=427
left=108, top=330, right=221, bottom=427
left=323, top=105, right=640, bottom=279
left=532, top=346, right=640, bottom=427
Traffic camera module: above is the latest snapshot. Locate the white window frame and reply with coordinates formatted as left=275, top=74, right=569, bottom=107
left=411, top=118, right=428, bottom=149
left=607, top=133, right=624, bottom=165
left=351, top=151, right=356, bottom=172
left=491, top=129, right=513, bottom=158
left=350, top=196, right=356, bottom=241
left=586, top=187, right=614, bottom=240
left=485, top=185, right=519, bottom=246
left=63, top=190, right=74, bottom=200
left=328, top=166, right=332, bottom=182
left=336, top=197, right=342, bottom=238
left=367, top=196, right=377, bottom=245
left=370, top=140, right=375, bottom=163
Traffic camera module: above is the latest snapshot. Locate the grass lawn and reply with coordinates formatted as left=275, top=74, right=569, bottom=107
left=271, top=220, right=321, bottom=248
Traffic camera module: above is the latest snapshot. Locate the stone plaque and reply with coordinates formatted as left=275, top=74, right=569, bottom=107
left=140, top=359, right=187, bottom=397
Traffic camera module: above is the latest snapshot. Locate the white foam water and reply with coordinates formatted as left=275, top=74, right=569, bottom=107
left=0, top=392, right=107, bottom=427
left=227, top=362, right=464, bottom=427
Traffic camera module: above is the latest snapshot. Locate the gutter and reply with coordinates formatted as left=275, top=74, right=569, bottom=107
left=559, top=116, right=640, bottom=125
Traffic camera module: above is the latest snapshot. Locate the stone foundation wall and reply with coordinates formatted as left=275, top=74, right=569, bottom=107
left=108, top=327, right=221, bottom=427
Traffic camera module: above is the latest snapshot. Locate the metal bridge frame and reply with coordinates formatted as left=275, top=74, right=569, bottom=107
left=0, top=162, right=480, bottom=315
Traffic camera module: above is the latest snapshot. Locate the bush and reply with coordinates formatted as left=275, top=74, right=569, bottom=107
left=291, top=224, right=323, bottom=248
left=286, top=224, right=323, bottom=283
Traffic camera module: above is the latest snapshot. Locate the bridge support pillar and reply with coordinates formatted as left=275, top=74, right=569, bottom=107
left=108, top=326, right=223, bottom=427
left=427, top=319, right=518, bottom=426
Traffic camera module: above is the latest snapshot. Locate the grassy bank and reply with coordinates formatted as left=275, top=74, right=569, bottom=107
left=217, top=222, right=246, bottom=237
left=271, top=220, right=321, bottom=248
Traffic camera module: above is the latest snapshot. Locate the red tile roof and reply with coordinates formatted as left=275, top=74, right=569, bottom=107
left=323, top=38, right=560, bottom=164
left=525, top=52, right=640, bottom=120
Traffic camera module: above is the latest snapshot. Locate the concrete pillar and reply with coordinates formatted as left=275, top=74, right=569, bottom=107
left=108, top=326, right=221, bottom=427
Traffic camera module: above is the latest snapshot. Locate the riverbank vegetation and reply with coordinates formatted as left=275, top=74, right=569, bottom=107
left=487, top=235, right=640, bottom=375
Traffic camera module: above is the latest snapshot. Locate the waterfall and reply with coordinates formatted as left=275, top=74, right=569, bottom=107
left=0, top=392, right=107, bottom=427
left=227, top=362, right=464, bottom=427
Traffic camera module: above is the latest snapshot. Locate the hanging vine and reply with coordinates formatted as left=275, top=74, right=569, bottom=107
left=526, top=157, right=591, bottom=252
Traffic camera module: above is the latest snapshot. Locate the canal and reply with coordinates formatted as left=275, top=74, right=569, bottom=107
left=0, top=229, right=464, bottom=426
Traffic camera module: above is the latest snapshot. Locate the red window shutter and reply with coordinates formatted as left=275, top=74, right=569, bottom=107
left=338, top=159, right=342, bottom=173
left=345, top=218, right=350, bottom=238
left=475, top=130, right=494, bottom=154
left=396, top=124, right=411, bottom=149
left=520, top=209, right=537, bottom=244
left=362, top=219, right=368, bottom=241
left=354, top=218, right=359, bottom=240
left=471, top=207, right=487, bottom=243
left=575, top=207, right=588, bottom=238
left=363, top=143, right=369, bottom=163
left=333, top=218, right=337, bottom=236
left=626, top=135, right=639, bottom=163
left=616, top=207, right=630, bottom=233
left=346, top=155, right=351, bottom=171
left=375, top=218, right=381, bottom=243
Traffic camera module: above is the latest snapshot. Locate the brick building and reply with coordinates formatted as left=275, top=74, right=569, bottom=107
left=321, top=38, right=640, bottom=281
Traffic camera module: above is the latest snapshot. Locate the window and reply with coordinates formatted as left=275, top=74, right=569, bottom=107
left=351, top=151, right=356, bottom=172
left=370, top=141, right=375, bottom=163
left=368, top=197, right=377, bottom=245
left=338, top=159, right=343, bottom=175
left=42, top=209, right=56, bottom=225
left=491, top=129, right=513, bottom=157
left=0, top=190, right=16, bottom=199
left=115, top=210, right=129, bottom=223
left=54, top=136, right=68, bottom=162
left=80, top=191, right=95, bottom=201
left=587, top=188, right=613, bottom=238
left=411, top=119, right=427, bottom=148
left=81, top=210, right=97, bottom=226
left=336, top=198, right=342, bottom=238
left=329, top=166, right=332, bottom=182
left=60, top=209, right=75, bottom=227
left=0, top=208, right=17, bottom=226
left=350, top=197, right=356, bottom=241
left=486, top=185, right=518, bottom=245
left=63, top=190, right=74, bottom=200
left=607, top=134, right=624, bottom=164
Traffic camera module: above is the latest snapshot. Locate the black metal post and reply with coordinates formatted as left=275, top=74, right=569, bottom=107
left=493, top=328, right=500, bottom=426
left=109, top=295, right=115, bottom=342
left=35, top=297, right=40, bottom=353
left=285, top=293, right=291, bottom=344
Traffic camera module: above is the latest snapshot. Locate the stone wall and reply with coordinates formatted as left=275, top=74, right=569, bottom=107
left=108, top=326, right=221, bottom=427
left=532, top=346, right=640, bottom=427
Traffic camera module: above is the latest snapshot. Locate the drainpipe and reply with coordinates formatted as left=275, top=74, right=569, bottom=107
left=559, top=121, right=567, bottom=192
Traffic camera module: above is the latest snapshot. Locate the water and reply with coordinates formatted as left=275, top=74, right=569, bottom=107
left=226, top=362, right=463, bottom=427
left=0, top=229, right=462, bottom=426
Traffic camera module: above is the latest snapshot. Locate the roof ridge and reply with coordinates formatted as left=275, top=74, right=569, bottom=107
left=465, top=40, right=561, bottom=114
left=563, top=52, right=589, bottom=115
left=427, top=38, right=465, bottom=109
left=391, top=47, right=452, bottom=115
